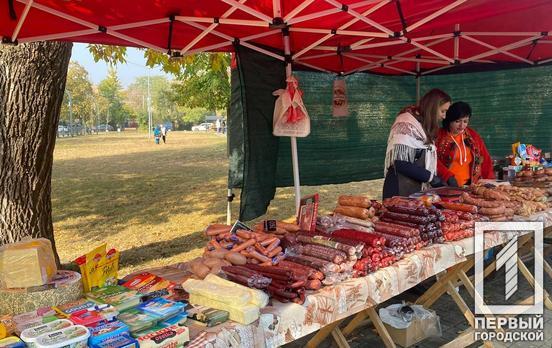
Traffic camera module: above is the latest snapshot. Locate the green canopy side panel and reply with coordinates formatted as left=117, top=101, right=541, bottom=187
left=422, top=65, right=552, bottom=155
left=228, top=45, right=286, bottom=221
left=275, top=71, right=416, bottom=187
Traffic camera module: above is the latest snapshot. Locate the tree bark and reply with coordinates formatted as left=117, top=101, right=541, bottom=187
left=0, top=41, right=72, bottom=264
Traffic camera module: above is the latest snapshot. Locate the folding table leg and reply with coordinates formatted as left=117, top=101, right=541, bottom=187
left=517, top=257, right=552, bottom=310
left=366, top=307, right=396, bottom=348
left=305, top=318, right=345, bottom=348
left=341, top=309, right=369, bottom=336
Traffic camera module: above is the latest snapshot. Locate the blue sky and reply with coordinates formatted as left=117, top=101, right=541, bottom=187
left=71, top=43, right=171, bottom=87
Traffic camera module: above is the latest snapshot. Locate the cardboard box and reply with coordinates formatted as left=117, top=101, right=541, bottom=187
left=382, top=309, right=440, bottom=348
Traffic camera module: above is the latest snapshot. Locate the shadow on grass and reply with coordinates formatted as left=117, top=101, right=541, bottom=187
left=118, top=231, right=205, bottom=268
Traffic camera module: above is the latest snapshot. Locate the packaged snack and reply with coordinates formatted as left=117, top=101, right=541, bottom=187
left=90, top=333, right=138, bottom=348
left=88, top=321, right=129, bottom=346
left=20, top=319, right=73, bottom=348
left=12, top=308, right=58, bottom=334
left=117, top=309, right=159, bottom=334
left=68, top=304, right=118, bottom=328
left=0, top=316, right=15, bottom=339
left=138, top=298, right=184, bottom=322
left=86, top=286, right=141, bottom=311
left=161, top=312, right=187, bottom=326
left=135, top=324, right=189, bottom=348
left=186, top=305, right=229, bottom=327
left=75, top=245, right=119, bottom=293
left=55, top=299, right=98, bottom=317
left=35, top=325, right=90, bottom=348
left=0, top=238, right=57, bottom=288
left=0, top=336, right=26, bottom=348
left=121, top=273, right=175, bottom=295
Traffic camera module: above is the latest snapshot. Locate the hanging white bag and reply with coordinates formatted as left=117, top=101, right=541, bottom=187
left=272, top=75, right=310, bottom=137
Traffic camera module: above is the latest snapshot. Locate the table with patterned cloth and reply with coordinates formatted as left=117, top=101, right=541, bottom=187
left=186, top=209, right=552, bottom=347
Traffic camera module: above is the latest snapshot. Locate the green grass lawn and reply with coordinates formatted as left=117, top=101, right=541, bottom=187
left=52, top=131, right=383, bottom=275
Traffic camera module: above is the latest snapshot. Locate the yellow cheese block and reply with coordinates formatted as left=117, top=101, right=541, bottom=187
left=204, top=274, right=269, bottom=308
left=0, top=239, right=57, bottom=289
left=189, top=293, right=259, bottom=325
left=183, top=279, right=251, bottom=306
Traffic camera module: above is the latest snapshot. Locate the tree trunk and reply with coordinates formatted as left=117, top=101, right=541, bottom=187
left=0, top=41, right=72, bottom=264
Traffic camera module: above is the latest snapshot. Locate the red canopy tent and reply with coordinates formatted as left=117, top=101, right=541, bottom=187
left=2, top=0, right=552, bottom=76
left=2, top=0, right=552, bottom=215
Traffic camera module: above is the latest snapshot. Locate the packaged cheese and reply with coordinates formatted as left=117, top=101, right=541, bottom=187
left=204, top=274, right=269, bottom=307
left=188, top=293, right=259, bottom=325
left=0, top=238, right=57, bottom=289
left=182, top=279, right=251, bottom=306
left=135, top=324, right=189, bottom=348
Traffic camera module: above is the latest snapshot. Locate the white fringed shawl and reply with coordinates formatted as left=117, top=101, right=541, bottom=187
left=384, top=111, right=437, bottom=189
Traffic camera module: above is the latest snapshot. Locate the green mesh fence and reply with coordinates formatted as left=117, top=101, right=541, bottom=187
left=421, top=66, right=552, bottom=156
left=229, top=46, right=552, bottom=220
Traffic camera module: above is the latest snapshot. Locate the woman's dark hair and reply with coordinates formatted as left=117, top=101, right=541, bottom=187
left=443, top=101, right=472, bottom=130
left=418, top=88, right=451, bottom=143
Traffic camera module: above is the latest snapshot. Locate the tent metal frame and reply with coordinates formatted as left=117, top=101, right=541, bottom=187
left=5, top=0, right=552, bottom=215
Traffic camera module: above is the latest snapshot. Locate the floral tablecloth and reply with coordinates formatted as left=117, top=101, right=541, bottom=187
left=174, top=209, right=552, bottom=347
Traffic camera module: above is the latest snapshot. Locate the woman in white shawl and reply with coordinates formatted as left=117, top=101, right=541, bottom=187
left=383, top=89, right=451, bottom=199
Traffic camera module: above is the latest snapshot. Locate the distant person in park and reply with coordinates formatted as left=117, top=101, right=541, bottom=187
left=436, top=101, right=495, bottom=186
left=153, top=126, right=161, bottom=145
left=161, top=124, right=167, bottom=144
left=383, top=88, right=452, bottom=199
left=215, top=118, right=221, bottom=133
left=221, top=120, right=226, bottom=134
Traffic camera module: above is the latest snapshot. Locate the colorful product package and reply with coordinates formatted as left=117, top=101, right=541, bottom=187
left=0, top=336, right=26, bottom=348
left=12, top=308, right=59, bottom=335
left=68, top=304, right=118, bottom=327
left=138, top=298, right=184, bottom=322
left=86, top=286, right=141, bottom=312
left=88, top=321, right=129, bottom=346
left=54, top=299, right=98, bottom=317
left=74, top=245, right=119, bottom=293
left=117, top=308, right=159, bottom=334
left=121, top=273, right=176, bottom=295
left=90, top=333, right=138, bottom=348
left=0, top=315, right=15, bottom=339
left=34, top=325, right=90, bottom=348
left=0, top=238, right=57, bottom=289
left=135, top=324, right=189, bottom=348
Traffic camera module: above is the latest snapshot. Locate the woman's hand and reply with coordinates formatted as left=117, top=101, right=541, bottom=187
left=447, top=177, right=459, bottom=187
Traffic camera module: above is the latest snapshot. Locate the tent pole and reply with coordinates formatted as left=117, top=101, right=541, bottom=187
left=416, top=62, right=421, bottom=102
left=282, top=21, right=302, bottom=214
left=227, top=189, right=233, bottom=225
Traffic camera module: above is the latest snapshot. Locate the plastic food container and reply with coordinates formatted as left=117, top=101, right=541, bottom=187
left=88, top=321, right=129, bottom=346
left=0, top=336, right=26, bottom=348
left=35, top=325, right=90, bottom=348
left=20, top=319, right=73, bottom=348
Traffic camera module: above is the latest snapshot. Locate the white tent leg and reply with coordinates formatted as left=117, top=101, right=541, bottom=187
left=227, top=189, right=233, bottom=225
left=282, top=23, right=302, bottom=214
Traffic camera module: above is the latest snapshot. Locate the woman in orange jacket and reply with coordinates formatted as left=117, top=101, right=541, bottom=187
left=436, top=101, right=495, bottom=186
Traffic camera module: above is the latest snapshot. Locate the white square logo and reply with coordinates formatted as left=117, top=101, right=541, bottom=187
left=474, top=221, right=543, bottom=315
